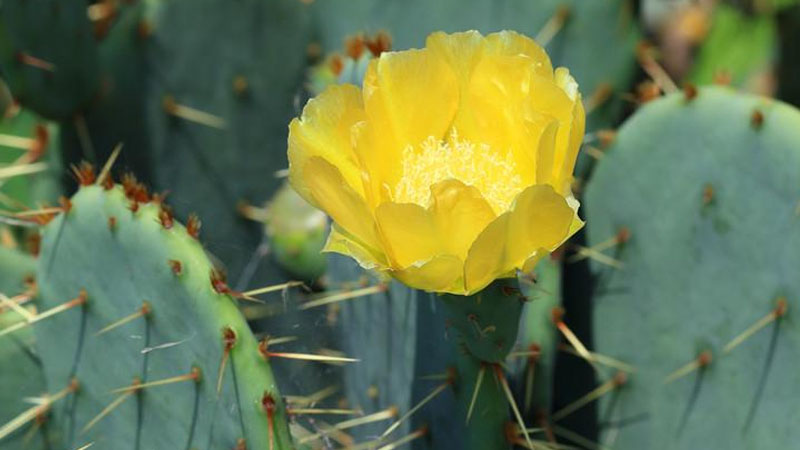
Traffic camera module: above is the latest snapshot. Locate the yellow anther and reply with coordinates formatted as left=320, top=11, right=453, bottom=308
left=394, top=130, right=522, bottom=214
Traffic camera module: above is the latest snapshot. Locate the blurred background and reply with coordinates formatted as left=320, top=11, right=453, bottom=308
left=1, top=0, right=799, bottom=449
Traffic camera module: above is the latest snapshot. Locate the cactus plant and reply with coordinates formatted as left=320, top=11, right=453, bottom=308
left=0, top=14, right=635, bottom=444
left=24, top=179, right=293, bottom=449
left=0, top=246, right=46, bottom=450
left=1, top=0, right=639, bottom=287
left=11, top=1, right=800, bottom=449
left=585, top=86, right=800, bottom=449
left=513, top=257, right=563, bottom=423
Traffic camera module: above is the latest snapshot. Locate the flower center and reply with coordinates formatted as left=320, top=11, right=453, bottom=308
left=393, top=130, right=522, bottom=213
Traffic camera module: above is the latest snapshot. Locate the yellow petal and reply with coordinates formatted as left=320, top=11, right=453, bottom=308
left=323, top=224, right=387, bottom=270
left=425, top=29, right=553, bottom=84
left=425, top=30, right=486, bottom=83
left=534, top=119, right=560, bottom=186
left=374, top=201, right=439, bottom=268
left=360, top=48, right=459, bottom=192
left=484, top=30, right=553, bottom=78
left=374, top=180, right=495, bottom=269
left=392, top=254, right=464, bottom=293
left=553, top=68, right=586, bottom=194
left=528, top=72, right=579, bottom=190
left=524, top=196, right=584, bottom=275
left=454, top=53, right=544, bottom=186
left=519, top=198, right=584, bottom=274
left=565, top=195, right=585, bottom=237
left=464, top=185, right=576, bottom=293
left=428, top=180, right=495, bottom=260
left=351, top=120, right=399, bottom=208
left=288, top=84, right=366, bottom=204
left=305, top=157, right=380, bottom=253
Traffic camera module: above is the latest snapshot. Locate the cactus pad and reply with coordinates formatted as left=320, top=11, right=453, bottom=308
left=0, top=0, right=98, bottom=119
left=0, top=246, right=47, bottom=450
left=32, top=183, right=294, bottom=449
left=585, top=86, right=800, bottom=449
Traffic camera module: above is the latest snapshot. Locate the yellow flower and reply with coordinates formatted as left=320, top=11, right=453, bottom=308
left=288, top=30, right=584, bottom=295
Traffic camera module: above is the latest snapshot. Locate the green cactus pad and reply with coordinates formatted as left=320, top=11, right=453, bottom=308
left=449, top=350, right=510, bottom=450
left=436, top=279, right=527, bottom=450
left=439, top=279, right=524, bottom=364
left=514, top=258, right=562, bottom=421
left=324, top=253, right=416, bottom=440
left=0, top=245, right=34, bottom=291
left=585, top=87, right=800, bottom=449
left=0, top=246, right=48, bottom=450
left=411, top=291, right=512, bottom=450
left=32, top=184, right=294, bottom=449
left=0, top=0, right=98, bottom=119
left=127, top=0, right=314, bottom=286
